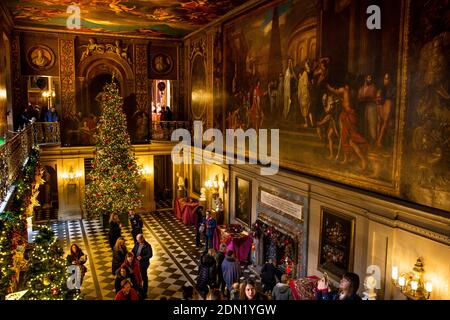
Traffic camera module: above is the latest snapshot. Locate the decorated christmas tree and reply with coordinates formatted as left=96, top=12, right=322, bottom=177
left=25, top=226, right=71, bottom=300
left=84, top=80, right=142, bottom=219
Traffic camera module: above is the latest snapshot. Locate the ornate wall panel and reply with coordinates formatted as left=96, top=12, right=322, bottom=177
left=59, top=38, right=76, bottom=118
left=10, top=34, right=24, bottom=129
left=134, top=43, right=149, bottom=112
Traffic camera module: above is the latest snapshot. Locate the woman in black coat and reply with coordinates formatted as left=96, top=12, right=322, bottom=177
left=196, top=251, right=217, bottom=298
left=108, top=213, right=122, bottom=250
left=112, top=237, right=128, bottom=275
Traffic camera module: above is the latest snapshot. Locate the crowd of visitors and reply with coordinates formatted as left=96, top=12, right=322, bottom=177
left=65, top=209, right=362, bottom=301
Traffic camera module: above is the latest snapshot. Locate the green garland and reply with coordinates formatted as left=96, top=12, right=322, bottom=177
left=0, top=147, right=40, bottom=299
left=251, top=219, right=296, bottom=268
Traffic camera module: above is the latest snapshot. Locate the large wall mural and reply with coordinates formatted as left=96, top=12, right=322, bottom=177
left=7, top=0, right=250, bottom=38
left=403, top=0, right=450, bottom=211
left=222, top=0, right=449, bottom=211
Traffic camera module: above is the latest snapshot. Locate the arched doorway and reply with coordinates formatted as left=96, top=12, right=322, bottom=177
left=87, top=73, right=121, bottom=117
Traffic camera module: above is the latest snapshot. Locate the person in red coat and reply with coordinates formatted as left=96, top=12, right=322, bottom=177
left=115, top=279, right=139, bottom=300
left=121, top=252, right=143, bottom=296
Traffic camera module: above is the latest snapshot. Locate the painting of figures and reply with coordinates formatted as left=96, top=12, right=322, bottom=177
left=223, top=0, right=411, bottom=204
left=403, top=0, right=450, bottom=211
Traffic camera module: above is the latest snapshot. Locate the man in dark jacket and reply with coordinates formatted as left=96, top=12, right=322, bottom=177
left=195, top=206, right=204, bottom=247
left=133, top=234, right=153, bottom=298
left=260, top=259, right=277, bottom=293
left=196, top=250, right=217, bottom=299
left=221, top=250, right=241, bottom=296
left=129, top=210, right=143, bottom=243
left=215, top=243, right=227, bottom=293
left=272, top=274, right=293, bottom=300
left=204, top=211, right=216, bottom=252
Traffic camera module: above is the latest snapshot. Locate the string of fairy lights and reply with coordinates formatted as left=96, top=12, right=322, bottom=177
left=0, top=147, right=80, bottom=300
left=84, top=81, right=143, bottom=219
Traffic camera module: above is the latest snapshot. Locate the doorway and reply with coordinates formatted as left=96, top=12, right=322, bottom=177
left=35, top=165, right=59, bottom=223
left=153, top=155, right=173, bottom=210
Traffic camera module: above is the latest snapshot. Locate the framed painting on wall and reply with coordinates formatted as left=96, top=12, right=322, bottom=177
left=235, top=177, right=251, bottom=226
left=318, top=207, right=355, bottom=281
left=191, top=164, right=201, bottom=196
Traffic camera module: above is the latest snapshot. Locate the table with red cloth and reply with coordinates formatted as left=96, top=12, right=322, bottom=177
left=175, top=198, right=199, bottom=226
left=289, top=276, right=320, bottom=300
left=213, top=225, right=252, bottom=263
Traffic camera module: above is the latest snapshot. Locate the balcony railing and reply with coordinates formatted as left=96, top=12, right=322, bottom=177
left=151, top=121, right=190, bottom=141
left=0, top=122, right=62, bottom=206
left=0, top=125, right=34, bottom=205
left=33, top=122, right=61, bottom=145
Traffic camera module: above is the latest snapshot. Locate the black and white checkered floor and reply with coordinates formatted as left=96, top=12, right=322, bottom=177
left=29, top=211, right=254, bottom=300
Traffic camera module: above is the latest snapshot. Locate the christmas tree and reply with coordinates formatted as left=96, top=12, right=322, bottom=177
left=25, top=226, right=71, bottom=300
left=84, top=80, right=143, bottom=219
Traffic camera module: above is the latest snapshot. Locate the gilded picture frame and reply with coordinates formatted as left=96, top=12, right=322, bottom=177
left=235, top=177, right=251, bottom=227
left=151, top=52, right=173, bottom=75
left=317, top=207, right=355, bottom=281
left=191, top=164, right=201, bottom=197
left=27, top=45, right=55, bottom=71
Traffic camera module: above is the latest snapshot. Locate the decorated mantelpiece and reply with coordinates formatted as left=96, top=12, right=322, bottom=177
left=251, top=218, right=298, bottom=278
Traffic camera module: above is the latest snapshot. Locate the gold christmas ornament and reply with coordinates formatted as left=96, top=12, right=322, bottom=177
left=42, top=276, right=50, bottom=286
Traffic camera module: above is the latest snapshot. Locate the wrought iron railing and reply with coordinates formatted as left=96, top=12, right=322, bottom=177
left=33, top=122, right=61, bottom=145
left=0, top=125, right=34, bottom=205
left=151, top=121, right=190, bottom=141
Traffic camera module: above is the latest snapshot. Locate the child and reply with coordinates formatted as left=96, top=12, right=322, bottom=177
left=230, top=282, right=240, bottom=300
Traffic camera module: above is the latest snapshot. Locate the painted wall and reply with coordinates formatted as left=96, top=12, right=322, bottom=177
left=184, top=0, right=450, bottom=213
left=221, top=162, right=450, bottom=299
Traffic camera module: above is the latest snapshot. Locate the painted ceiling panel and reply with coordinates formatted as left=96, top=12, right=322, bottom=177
left=5, top=0, right=251, bottom=37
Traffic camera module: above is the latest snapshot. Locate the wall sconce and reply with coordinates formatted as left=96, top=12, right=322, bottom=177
left=42, top=91, right=55, bottom=98
left=392, top=258, right=433, bottom=300
left=139, top=166, right=153, bottom=176
left=61, top=166, right=82, bottom=183
left=204, top=175, right=224, bottom=196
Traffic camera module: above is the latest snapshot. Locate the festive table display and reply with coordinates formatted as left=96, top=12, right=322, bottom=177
left=175, top=197, right=199, bottom=226
left=213, top=225, right=252, bottom=263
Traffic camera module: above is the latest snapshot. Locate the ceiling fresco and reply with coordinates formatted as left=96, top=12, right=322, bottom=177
left=5, top=0, right=251, bottom=38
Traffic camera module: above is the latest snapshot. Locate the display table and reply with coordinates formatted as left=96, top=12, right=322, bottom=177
left=213, top=225, right=252, bottom=263
left=175, top=198, right=199, bottom=226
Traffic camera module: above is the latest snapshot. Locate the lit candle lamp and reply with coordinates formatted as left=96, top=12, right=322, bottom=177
left=398, top=276, right=406, bottom=287
left=392, top=266, right=399, bottom=281
left=425, top=282, right=432, bottom=294
left=410, top=280, right=418, bottom=291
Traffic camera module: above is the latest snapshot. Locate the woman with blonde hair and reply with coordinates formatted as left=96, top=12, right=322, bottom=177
left=108, top=213, right=123, bottom=250
left=112, top=237, right=128, bottom=275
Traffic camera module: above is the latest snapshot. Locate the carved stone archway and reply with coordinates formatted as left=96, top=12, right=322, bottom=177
left=77, top=54, right=135, bottom=115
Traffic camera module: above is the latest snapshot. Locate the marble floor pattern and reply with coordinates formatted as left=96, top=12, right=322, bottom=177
left=29, top=210, right=254, bottom=300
